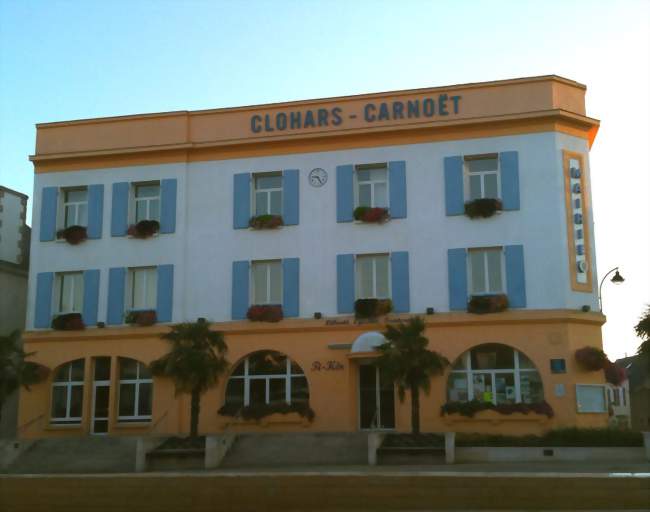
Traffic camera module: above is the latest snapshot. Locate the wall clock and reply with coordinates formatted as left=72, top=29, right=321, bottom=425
left=309, top=168, right=328, bottom=187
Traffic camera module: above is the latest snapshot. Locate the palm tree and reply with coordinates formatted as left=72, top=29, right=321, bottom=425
left=0, top=330, right=49, bottom=423
left=376, top=317, right=449, bottom=434
left=635, top=305, right=649, bottom=356
left=150, top=320, right=228, bottom=441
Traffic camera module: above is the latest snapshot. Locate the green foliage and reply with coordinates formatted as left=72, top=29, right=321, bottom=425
left=218, top=401, right=315, bottom=422
left=464, top=198, right=502, bottom=219
left=456, top=428, right=643, bottom=447
left=249, top=214, right=284, bottom=229
left=467, top=294, right=509, bottom=314
left=440, top=400, right=554, bottom=418
left=354, top=298, right=393, bottom=319
left=635, top=305, right=650, bottom=357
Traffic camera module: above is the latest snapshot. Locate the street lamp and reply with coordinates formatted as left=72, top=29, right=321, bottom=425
left=598, top=267, right=625, bottom=312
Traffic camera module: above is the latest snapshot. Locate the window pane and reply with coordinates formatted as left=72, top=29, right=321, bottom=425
left=471, top=344, right=514, bottom=370
left=138, top=363, right=152, bottom=379
left=73, top=274, right=83, bottom=312
left=145, top=269, right=157, bottom=309
left=138, top=383, right=153, bottom=416
left=269, top=261, right=282, bottom=304
left=484, top=173, right=498, bottom=199
left=132, top=270, right=145, bottom=309
left=253, top=263, right=268, bottom=304
left=357, top=169, right=370, bottom=182
left=291, top=377, right=309, bottom=402
left=256, top=175, right=282, bottom=190
left=249, top=379, right=266, bottom=405
left=77, top=203, right=87, bottom=227
left=486, top=250, right=502, bottom=293
left=71, top=360, right=85, bottom=381
left=149, top=199, right=160, bottom=221
left=255, top=192, right=268, bottom=216
left=374, top=183, right=387, bottom=208
left=469, top=175, right=482, bottom=201
left=60, top=275, right=73, bottom=312
left=358, top=183, right=371, bottom=207
left=225, top=378, right=245, bottom=406
left=69, top=385, right=84, bottom=417
left=52, top=387, right=68, bottom=418
left=55, top=365, right=69, bottom=382
left=468, top=158, right=497, bottom=173
left=66, top=189, right=87, bottom=203
left=135, top=200, right=146, bottom=223
left=520, top=371, right=543, bottom=403
left=577, top=386, right=606, bottom=412
left=472, top=373, right=493, bottom=402
left=270, top=191, right=282, bottom=216
left=469, top=251, right=486, bottom=294
left=136, top=185, right=159, bottom=198
left=369, top=167, right=387, bottom=181
left=248, top=351, right=286, bottom=375
left=448, top=374, right=469, bottom=402
left=269, top=379, right=286, bottom=404
left=94, top=386, right=110, bottom=418
left=119, top=384, right=136, bottom=416
left=119, top=358, right=138, bottom=380
left=495, top=372, right=516, bottom=404
left=357, top=257, right=374, bottom=298
left=375, top=256, right=389, bottom=298
left=290, top=360, right=304, bottom=375
left=518, top=352, right=536, bottom=369
left=231, top=361, right=245, bottom=376
left=94, top=357, right=111, bottom=381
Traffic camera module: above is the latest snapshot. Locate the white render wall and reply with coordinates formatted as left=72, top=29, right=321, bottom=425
left=26, top=131, right=598, bottom=328
left=0, top=190, right=27, bottom=265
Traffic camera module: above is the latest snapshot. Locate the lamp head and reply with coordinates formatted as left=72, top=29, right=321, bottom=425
left=611, top=270, right=625, bottom=284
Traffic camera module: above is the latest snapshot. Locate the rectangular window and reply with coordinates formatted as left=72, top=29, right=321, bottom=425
left=251, top=260, right=282, bottom=305
left=63, top=188, right=88, bottom=228
left=355, top=163, right=388, bottom=208
left=56, top=272, right=84, bottom=314
left=576, top=384, right=607, bottom=413
left=128, top=267, right=157, bottom=310
left=466, top=155, right=499, bottom=201
left=468, top=248, right=503, bottom=295
left=356, top=254, right=390, bottom=299
left=134, top=183, right=160, bottom=223
left=253, top=173, right=282, bottom=216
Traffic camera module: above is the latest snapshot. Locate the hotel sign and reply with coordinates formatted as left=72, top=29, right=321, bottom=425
left=250, top=94, right=462, bottom=134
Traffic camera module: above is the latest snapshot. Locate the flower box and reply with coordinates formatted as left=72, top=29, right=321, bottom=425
left=56, top=225, right=87, bottom=245
left=353, top=206, right=390, bottom=224
left=249, top=215, right=284, bottom=230
left=125, top=310, right=157, bottom=326
left=467, top=294, right=508, bottom=314
left=574, top=346, right=608, bottom=371
left=51, top=313, right=85, bottom=331
left=354, top=298, right=393, bottom=319
left=247, top=305, right=283, bottom=322
left=441, top=400, right=554, bottom=419
left=127, top=220, right=160, bottom=239
left=464, top=198, right=503, bottom=219
left=218, top=401, right=315, bottom=422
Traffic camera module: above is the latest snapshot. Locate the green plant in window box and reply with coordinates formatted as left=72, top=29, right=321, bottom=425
left=125, top=310, right=157, bottom=327
left=51, top=312, right=85, bottom=330
left=467, top=294, right=509, bottom=314
left=354, top=298, right=393, bottom=319
left=246, top=305, right=284, bottom=322
left=440, top=399, right=554, bottom=418
left=218, top=401, right=315, bottom=422
left=574, top=346, right=608, bottom=371
left=249, top=214, right=284, bottom=230
left=56, top=225, right=88, bottom=245
left=464, top=198, right=503, bottom=219
left=127, top=219, right=160, bottom=239
left=353, top=206, right=390, bottom=223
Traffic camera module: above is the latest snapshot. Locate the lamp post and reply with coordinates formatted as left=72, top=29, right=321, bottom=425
left=598, top=267, right=625, bottom=312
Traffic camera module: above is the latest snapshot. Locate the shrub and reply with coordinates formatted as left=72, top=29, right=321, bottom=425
left=354, top=298, right=393, bottom=319
left=128, top=220, right=160, bottom=239
left=218, top=401, right=315, bottom=422
left=575, top=346, right=608, bottom=371
left=464, top=198, right=503, bottom=219
left=456, top=428, right=643, bottom=447
left=51, top=313, right=85, bottom=331
left=125, top=310, right=157, bottom=326
left=353, top=206, right=390, bottom=223
left=56, top=225, right=87, bottom=245
left=249, top=215, right=284, bottom=230
left=467, top=294, right=509, bottom=314
left=246, top=305, right=283, bottom=322
left=440, top=400, right=554, bottom=418
left=604, top=360, right=626, bottom=385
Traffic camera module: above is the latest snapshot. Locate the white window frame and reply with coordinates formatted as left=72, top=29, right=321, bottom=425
left=227, top=354, right=306, bottom=406
left=355, top=253, right=391, bottom=300
left=118, top=359, right=153, bottom=423
left=51, top=360, right=85, bottom=425
left=576, top=384, right=607, bottom=413
left=464, top=154, right=501, bottom=201
left=54, top=272, right=84, bottom=315
left=252, top=172, right=283, bottom=217
left=354, top=163, right=389, bottom=209
left=127, top=267, right=157, bottom=311
left=448, top=348, right=542, bottom=405
left=251, top=260, right=282, bottom=305
left=467, top=247, right=505, bottom=296
left=61, top=187, right=88, bottom=228
left=132, top=181, right=161, bottom=223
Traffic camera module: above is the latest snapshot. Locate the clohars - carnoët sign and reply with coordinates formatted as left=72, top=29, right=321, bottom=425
left=250, top=94, right=462, bottom=134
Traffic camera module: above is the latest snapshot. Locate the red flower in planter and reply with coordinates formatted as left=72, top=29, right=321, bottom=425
left=125, top=310, right=157, bottom=326
left=56, top=225, right=88, bottom=245
left=575, top=346, right=608, bottom=371
left=127, top=220, right=160, bottom=239
left=464, top=198, right=503, bottom=219
left=51, top=313, right=85, bottom=330
left=249, top=215, right=284, bottom=230
left=246, top=305, right=283, bottom=322
left=353, top=207, right=390, bottom=223
left=604, top=361, right=626, bottom=386
left=467, top=294, right=509, bottom=314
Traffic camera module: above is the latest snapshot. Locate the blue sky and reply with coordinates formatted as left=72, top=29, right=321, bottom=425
left=1, top=0, right=648, bottom=358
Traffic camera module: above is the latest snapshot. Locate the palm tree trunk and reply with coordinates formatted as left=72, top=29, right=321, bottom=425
left=411, top=384, right=420, bottom=435
left=190, top=389, right=200, bottom=440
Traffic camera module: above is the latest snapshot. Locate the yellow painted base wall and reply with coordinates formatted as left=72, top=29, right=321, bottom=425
left=17, top=310, right=609, bottom=439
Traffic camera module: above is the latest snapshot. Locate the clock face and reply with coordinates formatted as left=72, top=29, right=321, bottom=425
left=309, top=168, right=328, bottom=187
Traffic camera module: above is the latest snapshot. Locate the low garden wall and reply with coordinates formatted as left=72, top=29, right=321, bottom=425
left=456, top=446, right=646, bottom=463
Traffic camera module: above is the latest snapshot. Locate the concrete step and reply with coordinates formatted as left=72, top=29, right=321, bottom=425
left=5, top=436, right=137, bottom=474
left=378, top=446, right=446, bottom=465
left=220, top=432, right=369, bottom=468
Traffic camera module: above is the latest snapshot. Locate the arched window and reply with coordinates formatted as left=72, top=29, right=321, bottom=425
left=118, top=358, right=153, bottom=422
left=225, top=351, right=308, bottom=407
left=448, top=344, right=543, bottom=405
left=51, top=359, right=85, bottom=425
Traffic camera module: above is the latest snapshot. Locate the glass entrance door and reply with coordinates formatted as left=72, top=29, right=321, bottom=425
left=92, top=357, right=111, bottom=434
left=359, top=364, right=395, bottom=430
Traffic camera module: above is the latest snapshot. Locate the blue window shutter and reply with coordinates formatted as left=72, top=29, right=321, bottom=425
left=505, top=245, right=527, bottom=308
left=34, top=272, right=54, bottom=328
left=282, top=258, right=300, bottom=317
left=337, top=254, right=355, bottom=313
left=232, top=261, right=250, bottom=319
left=82, top=269, right=100, bottom=326
left=500, top=151, right=520, bottom=211
left=39, top=187, right=58, bottom=242
left=233, top=173, right=251, bottom=229
left=107, top=267, right=126, bottom=325
left=87, top=185, right=104, bottom=239
left=282, top=169, right=299, bottom=226
left=111, top=182, right=129, bottom=237
left=156, top=264, right=174, bottom=322
left=447, top=248, right=468, bottom=310
left=388, top=161, right=407, bottom=219
left=336, top=165, right=354, bottom=223
left=159, top=179, right=177, bottom=234
left=391, top=251, right=410, bottom=313
left=444, top=156, right=464, bottom=216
